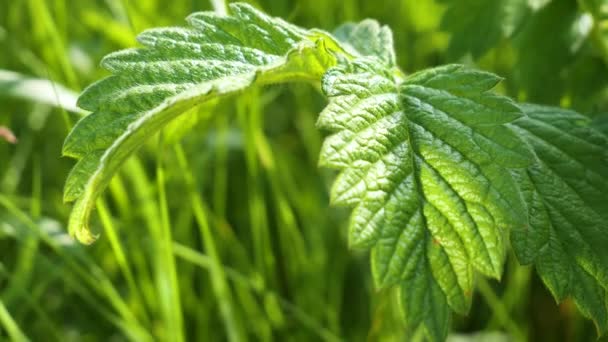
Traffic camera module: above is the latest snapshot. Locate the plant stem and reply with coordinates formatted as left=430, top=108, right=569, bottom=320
left=477, top=278, right=526, bottom=342
left=173, top=243, right=342, bottom=342
left=96, top=199, right=151, bottom=325
left=0, top=300, right=29, bottom=342
left=237, top=90, right=277, bottom=289
left=213, top=114, right=229, bottom=220
left=0, top=195, right=151, bottom=341
left=174, top=144, right=247, bottom=342
left=156, top=135, right=185, bottom=342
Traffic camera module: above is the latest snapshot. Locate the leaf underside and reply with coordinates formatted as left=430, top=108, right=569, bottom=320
left=318, top=58, right=531, bottom=340
left=510, top=104, right=608, bottom=335
left=62, top=3, right=340, bottom=243
left=332, top=19, right=396, bottom=67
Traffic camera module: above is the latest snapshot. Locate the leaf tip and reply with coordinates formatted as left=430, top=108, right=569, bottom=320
left=61, top=133, right=81, bottom=159
left=63, top=190, right=76, bottom=204
left=72, top=225, right=99, bottom=245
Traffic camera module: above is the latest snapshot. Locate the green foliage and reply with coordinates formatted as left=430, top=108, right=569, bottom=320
left=439, top=0, right=608, bottom=108
left=332, top=20, right=396, bottom=66
left=3, top=0, right=608, bottom=341
left=511, top=104, right=608, bottom=334
left=57, top=2, right=608, bottom=340
left=513, top=0, right=584, bottom=103
left=319, top=60, right=531, bottom=339
left=439, top=0, right=529, bottom=59
left=62, top=2, right=341, bottom=243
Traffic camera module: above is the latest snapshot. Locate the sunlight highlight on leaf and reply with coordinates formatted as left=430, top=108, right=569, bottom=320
left=318, top=58, right=532, bottom=340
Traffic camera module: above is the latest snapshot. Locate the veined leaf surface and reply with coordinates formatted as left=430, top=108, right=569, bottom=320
left=333, top=19, right=396, bottom=67
left=318, top=58, right=532, bottom=340
left=511, top=104, right=608, bottom=335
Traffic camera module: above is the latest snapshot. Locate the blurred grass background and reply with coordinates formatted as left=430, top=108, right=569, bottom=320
left=1, top=0, right=608, bottom=341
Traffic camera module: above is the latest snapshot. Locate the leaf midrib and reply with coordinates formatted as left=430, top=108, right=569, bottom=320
left=401, top=84, right=468, bottom=307
left=415, top=152, right=497, bottom=274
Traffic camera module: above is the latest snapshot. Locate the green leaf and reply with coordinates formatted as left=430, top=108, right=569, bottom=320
left=318, top=59, right=532, bottom=340
left=333, top=19, right=396, bottom=66
left=439, top=0, right=529, bottom=59
left=565, top=56, right=608, bottom=114
left=513, top=0, right=583, bottom=103
left=510, top=104, right=608, bottom=335
left=62, top=2, right=342, bottom=243
left=593, top=115, right=608, bottom=136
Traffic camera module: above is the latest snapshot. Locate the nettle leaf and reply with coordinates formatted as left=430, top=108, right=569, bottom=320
left=62, top=2, right=343, bottom=243
left=318, top=59, right=532, bottom=340
left=593, top=115, right=608, bottom=136
left=439, top=0, right=529, bottom=59
left=510, top=104, right=608, bottom=334
left=333, top=19, right=396, bottom=67
left=513, top=0, right=582, bottom=103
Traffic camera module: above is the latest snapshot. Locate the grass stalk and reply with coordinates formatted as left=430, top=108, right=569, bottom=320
left=174, top=143, right=247, bottom=342
left=0, top=300, right=29, bottom=342
left=96, top=199, right=151, bottom=325
left=173, top=243, right=342, bottom=342
left=477, top=278, right=526, bottom=342
left=155, top=135, right=185, bottom=342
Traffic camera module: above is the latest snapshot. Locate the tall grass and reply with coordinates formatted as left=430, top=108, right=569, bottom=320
left=0, top=0, right=603, bottom=341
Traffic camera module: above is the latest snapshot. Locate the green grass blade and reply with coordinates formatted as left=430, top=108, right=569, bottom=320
left=0, top=300, right=29, bottom=342
left=174, top=144, right=247, bottom=342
